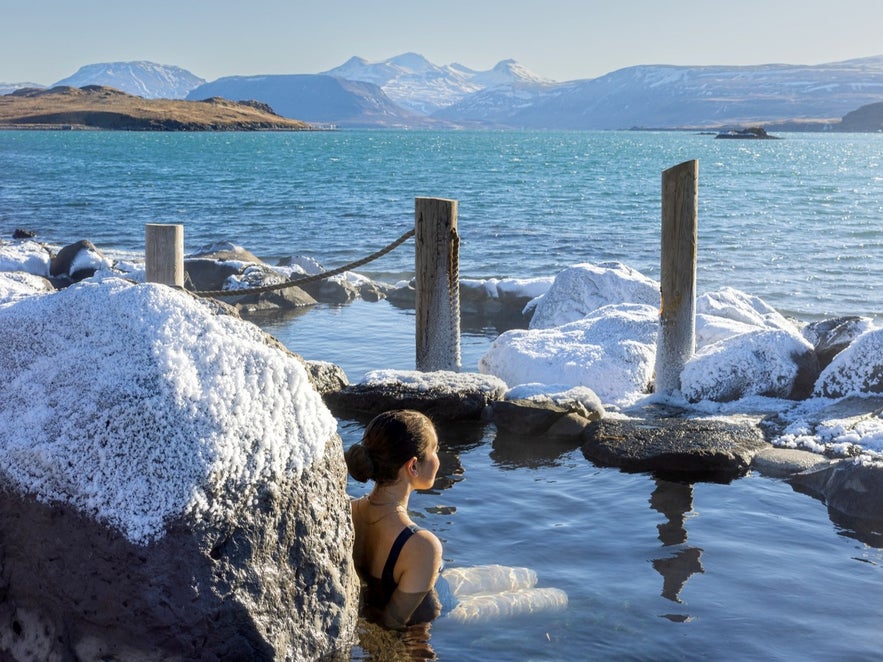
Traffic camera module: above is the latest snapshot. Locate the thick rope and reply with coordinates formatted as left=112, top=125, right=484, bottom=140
left=448, top=227, right=462, bottom=367
left=193, top=228, right=415, bottom=298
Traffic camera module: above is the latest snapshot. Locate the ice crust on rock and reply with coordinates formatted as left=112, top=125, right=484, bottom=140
left=0, top=278, right=336, bottom=544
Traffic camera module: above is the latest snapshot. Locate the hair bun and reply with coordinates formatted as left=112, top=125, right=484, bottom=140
left=344, top=442, right=375, bottom=483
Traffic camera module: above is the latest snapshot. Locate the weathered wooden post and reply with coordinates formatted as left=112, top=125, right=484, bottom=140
left=415, top=197, right=461, bottom=372
left=655, top=160, right=698, bottom=395
left=145, top=223, right=184, bottom=287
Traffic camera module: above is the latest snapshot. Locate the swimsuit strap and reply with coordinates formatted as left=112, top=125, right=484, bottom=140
left=382, top=525, right=419, bottom=587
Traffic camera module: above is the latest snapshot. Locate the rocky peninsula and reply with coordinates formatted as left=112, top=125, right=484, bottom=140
left=0, top=85, right=313, bottom=131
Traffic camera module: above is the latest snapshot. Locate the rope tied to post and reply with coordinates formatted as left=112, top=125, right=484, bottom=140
left=192, top=228, right=415, bottom=298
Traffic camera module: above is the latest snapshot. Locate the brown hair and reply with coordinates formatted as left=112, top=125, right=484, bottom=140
left=345, top=409, right=437, bottom=484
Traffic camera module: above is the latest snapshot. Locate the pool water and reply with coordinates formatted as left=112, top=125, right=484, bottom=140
left=257, top=301, right=883, bottom=661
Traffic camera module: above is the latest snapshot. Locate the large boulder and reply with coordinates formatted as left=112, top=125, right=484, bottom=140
left=0, top=239, right=52, bottom=277
left=479, top=303, right=658, bottom=408
left=0, top=279, right=358, bottom=661
left=220, top=263, right=317, bottom=312
left=0, top=271, right=55, bottom=307
left=680, top=329, right=818, bottom=402
left=184, top=242, right=265, bottom=292
left=801, top=316, right=873, bottom=371
left=527, top=262, right=659, bottom=330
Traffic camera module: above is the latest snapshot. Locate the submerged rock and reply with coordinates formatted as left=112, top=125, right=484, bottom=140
left=788, top=459, right=883, bottom=545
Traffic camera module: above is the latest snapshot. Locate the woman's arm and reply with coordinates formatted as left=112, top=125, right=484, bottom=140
left=381, top=530, right=443, bottom=629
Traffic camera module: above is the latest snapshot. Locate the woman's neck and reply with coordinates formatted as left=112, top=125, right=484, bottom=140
left=368, top=482, right=411, bottom=508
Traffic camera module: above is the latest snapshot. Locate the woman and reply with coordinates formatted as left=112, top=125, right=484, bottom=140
left=345, top=409, right=444, bottom=630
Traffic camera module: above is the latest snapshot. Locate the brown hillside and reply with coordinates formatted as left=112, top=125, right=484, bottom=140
left=0, top=85, right=312, bottom=131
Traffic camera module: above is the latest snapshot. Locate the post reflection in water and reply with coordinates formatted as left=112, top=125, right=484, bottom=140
left=649, top=479, right=704, bottom=621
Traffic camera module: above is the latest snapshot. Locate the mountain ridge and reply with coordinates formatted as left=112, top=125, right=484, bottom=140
left=5, top=54, right=883, bottom=130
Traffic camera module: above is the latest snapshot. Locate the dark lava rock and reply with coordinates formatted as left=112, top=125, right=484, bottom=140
left=325, top=371, right=506, bottom=422
left=0, top=437, right=357, bottom=661
left=491, top=388, right=604, bottom=439
left=12, top=228, right=36, bottom=239
left=582, top=416, right=769, bottom=481
left=49, top=239, right=107, bottom=282
left=802, top=316, right=871, bottom=371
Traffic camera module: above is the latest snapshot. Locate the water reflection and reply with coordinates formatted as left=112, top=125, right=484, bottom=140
left=489, top=427, right=582, bottom=469
left=649, top=479, right=704, bottom=619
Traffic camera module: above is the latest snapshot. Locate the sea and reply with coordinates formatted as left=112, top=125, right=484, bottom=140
left=2, top=129, right=883, bottom=660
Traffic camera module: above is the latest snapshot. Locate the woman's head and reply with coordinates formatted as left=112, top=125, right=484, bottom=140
left=345, top=409, right=438, bottom=485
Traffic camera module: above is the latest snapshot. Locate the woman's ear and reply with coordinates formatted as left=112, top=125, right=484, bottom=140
left=409, top=459, right=418, bottom=476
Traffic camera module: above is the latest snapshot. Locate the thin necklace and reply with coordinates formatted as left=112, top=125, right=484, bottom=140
left=363, top=495, right=407, bottom=524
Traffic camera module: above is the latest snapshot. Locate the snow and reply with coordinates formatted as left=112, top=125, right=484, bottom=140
left=362, top=369, right=507, bottom=396
left=0, top=240, right=51, bottom=277
left=0, top=276, right=336, bottom=545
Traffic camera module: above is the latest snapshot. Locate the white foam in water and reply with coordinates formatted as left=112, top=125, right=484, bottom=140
left=438, top=565, right=568, bottom=623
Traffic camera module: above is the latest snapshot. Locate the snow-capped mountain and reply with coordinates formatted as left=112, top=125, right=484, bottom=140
left=0, top=82, right=45, bottom=95
left=52, top=62, right=205, bottom=99
left=435, top=55, right=883, bottom=129
left=186, top=74, right=446, bottom=129
left=11, top=53, right=883, bottom=129
left=321, top=52, right=551, bottom=115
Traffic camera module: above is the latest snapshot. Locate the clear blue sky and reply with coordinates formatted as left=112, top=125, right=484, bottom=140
left=3, top=0, right=882, bottom=85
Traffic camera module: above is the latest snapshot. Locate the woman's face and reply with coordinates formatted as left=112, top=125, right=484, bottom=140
left=414, top=430, right=440, bottom=490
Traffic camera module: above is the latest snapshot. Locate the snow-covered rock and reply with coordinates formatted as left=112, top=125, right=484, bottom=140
left=814, top=327, right=883, bottom=399
left=0, top=278, right=357, bottom=659
left=0, top=239, right=51, bottom=277
left=681, top=329, right=817, bottom=402
left=527, top=262, right=659, bottom=330
left=479, top=303, right=658, bottom=407
left=0, top=271, right=54, bottom=307
left=695, top=286, right=798, bottom=348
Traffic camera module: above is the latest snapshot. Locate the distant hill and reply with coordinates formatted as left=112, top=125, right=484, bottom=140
left=838, top=101, right=883, bottom=131
left=52, top=61, right=205, bottom=99
left=0, top=86, right=311, bottom=131
left=186, top=74, right=452, bottom=128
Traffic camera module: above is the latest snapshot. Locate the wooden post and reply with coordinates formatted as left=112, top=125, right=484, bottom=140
left=145, top=224, right=184, bottom=287
left=655, top=160, right=698, bottom=395
left=415, top=197, right=461, bottom=372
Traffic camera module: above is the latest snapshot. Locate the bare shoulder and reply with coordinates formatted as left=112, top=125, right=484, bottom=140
left=396, top=528, right=443, bottom=593
left=407, top=529, right=443, bottom=565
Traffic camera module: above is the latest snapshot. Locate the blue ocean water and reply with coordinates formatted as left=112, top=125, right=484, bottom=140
left=4, top=129, right=883, bottom=319
left=3, top=129, right=883, bottom=660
